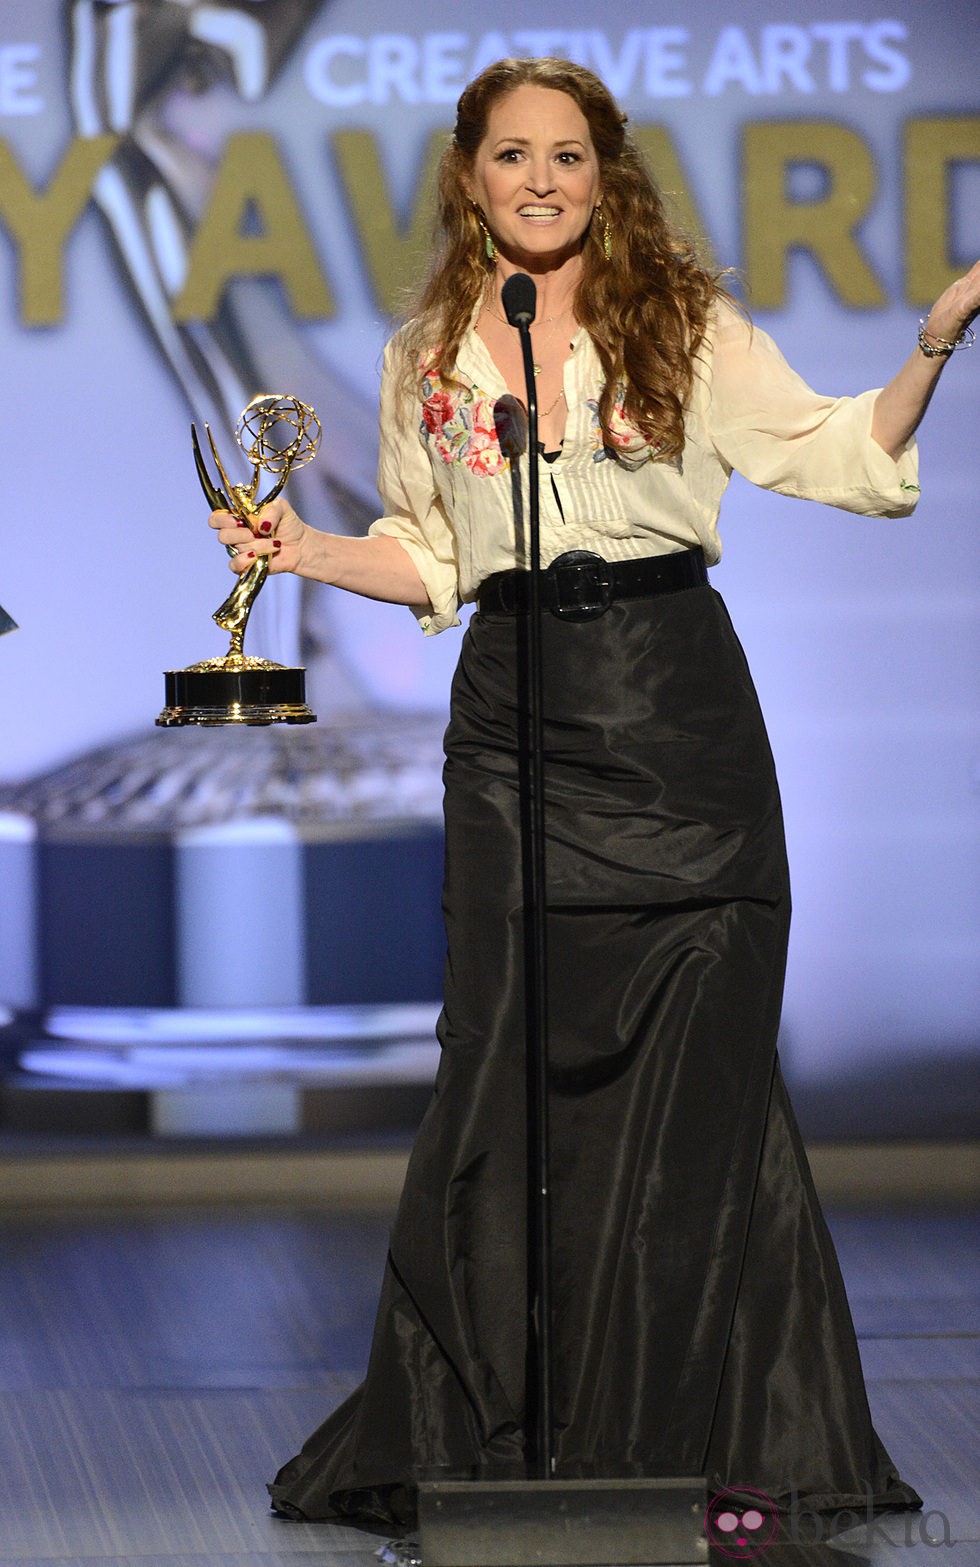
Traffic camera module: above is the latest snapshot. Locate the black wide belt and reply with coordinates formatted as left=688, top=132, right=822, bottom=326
left=477, top=548, right=708, bottom=622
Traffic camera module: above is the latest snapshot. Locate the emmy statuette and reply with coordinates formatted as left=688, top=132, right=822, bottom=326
left=157, top=394, right=320, bottom=726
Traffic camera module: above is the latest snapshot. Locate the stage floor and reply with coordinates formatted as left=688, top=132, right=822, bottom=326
left=0, top=1202, right=975, bottom=1567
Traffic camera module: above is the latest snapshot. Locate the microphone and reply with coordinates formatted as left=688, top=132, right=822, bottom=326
left=499, top=274, right=539, bottom=573
left=501, top=272, right=537, bottom=328
left=493, top=394, right=528, bottom=459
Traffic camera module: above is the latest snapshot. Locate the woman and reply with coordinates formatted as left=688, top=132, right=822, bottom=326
left=212, top=58, right=977, bottom=1535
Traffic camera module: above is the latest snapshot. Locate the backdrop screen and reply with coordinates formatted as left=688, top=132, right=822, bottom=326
left=0, top=0, right=977, bottom=1087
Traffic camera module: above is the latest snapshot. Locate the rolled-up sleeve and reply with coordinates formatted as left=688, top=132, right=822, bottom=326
left=369, top=339, right=461, bottom=634
left=705, top=303, right=920, bottom=518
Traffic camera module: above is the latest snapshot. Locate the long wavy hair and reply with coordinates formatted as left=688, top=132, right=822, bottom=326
left=402, top=57, right=725, bottom=459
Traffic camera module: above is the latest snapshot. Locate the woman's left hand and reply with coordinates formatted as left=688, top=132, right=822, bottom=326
left=872, top=259, right=979, bottom=458
left=920, top=259, right=980, bottom=348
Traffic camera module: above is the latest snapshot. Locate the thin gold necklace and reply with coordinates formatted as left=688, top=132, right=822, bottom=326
left=484, top=299, right=575, bottom=376
left=540, top=388, right=566, bottom=418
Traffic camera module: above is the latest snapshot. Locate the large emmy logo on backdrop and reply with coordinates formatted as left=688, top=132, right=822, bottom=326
left=158, top=394, right=321, bottom=728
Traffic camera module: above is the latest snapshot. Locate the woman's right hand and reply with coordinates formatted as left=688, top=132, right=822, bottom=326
left=208, top=498, right=432, bottom=609
left=208, top=496, right=306, bottom=576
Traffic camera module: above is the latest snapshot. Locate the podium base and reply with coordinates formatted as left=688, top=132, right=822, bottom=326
left=157, top=657, right=316, bottom=727
left=417, top=1477, right=708, bottom=1566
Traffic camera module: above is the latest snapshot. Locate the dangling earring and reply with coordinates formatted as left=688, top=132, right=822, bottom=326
left=595, top=202, right=613, bottom=261
left=472, top=202, right=496, bottom=263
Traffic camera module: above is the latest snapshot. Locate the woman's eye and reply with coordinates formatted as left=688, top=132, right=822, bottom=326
left=557, top=151, right=581, bottom=164
left=496, top=148, right=522, bottom=162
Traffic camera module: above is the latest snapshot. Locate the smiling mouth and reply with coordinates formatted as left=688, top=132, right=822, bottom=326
left=519, top=205, right=561, bottom=220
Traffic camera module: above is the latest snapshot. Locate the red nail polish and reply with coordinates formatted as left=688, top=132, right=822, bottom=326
left=273, top=538, right=282, bottom=549
left=259, top=520, right=272, bottom=533
left=247, top=551, right=255, bottom=559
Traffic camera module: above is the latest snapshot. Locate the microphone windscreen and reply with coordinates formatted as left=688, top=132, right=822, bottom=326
left=493, top=395, right=528, bottom=458
left=501, top=272, right=537, bottom=327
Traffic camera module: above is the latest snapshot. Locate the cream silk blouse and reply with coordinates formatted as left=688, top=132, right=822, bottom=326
left=369, top=299, right=920, bottom=635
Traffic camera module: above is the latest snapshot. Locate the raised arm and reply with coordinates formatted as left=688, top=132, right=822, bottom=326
left=871, top=261, right=980, bottom=460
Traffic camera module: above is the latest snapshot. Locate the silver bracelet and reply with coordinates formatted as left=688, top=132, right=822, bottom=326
left=917, top=318, right=976, bottom=358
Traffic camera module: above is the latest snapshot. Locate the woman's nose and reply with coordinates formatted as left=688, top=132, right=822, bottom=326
left=525, top=159, right=555, bottom=195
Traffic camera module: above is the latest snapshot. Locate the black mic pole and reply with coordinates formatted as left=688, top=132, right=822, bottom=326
left=414, top=276, right=708, bottom=1567
left=501, top=271, right=554, bottom=1482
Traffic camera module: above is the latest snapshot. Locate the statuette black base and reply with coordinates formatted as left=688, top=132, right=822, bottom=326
left=157, top=660, right=316, bottom=727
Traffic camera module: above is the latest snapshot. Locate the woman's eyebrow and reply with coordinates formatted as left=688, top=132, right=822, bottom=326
left=492, top=137, right=587, bottom=149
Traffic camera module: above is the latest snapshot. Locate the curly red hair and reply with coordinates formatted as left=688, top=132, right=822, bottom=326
left=402, top=57, right=726, bottom=459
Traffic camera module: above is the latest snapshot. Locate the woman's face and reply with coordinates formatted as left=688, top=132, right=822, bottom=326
left=467, top=84, right=601, bottom=265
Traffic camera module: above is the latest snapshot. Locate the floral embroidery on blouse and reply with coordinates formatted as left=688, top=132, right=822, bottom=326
left=419, top=370, right=510, bottom=478
left=586, top=386, right=661, bottom=465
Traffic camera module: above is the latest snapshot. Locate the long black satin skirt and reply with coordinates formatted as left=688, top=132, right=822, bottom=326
left=269, top=578, right=921, bottom=1530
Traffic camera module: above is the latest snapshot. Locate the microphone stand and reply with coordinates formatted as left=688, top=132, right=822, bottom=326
left=415, top=271, right=706, bottom=1566
left=505, top=277, right=554, bottom=1484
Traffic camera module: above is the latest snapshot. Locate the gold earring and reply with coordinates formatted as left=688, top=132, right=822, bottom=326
left=472, top=203, right=496, bottom=262
left=595, top=203, right=612, bottom=261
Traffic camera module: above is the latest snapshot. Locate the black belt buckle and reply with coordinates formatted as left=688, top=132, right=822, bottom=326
left=548, top=550, right=614, bottom=621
